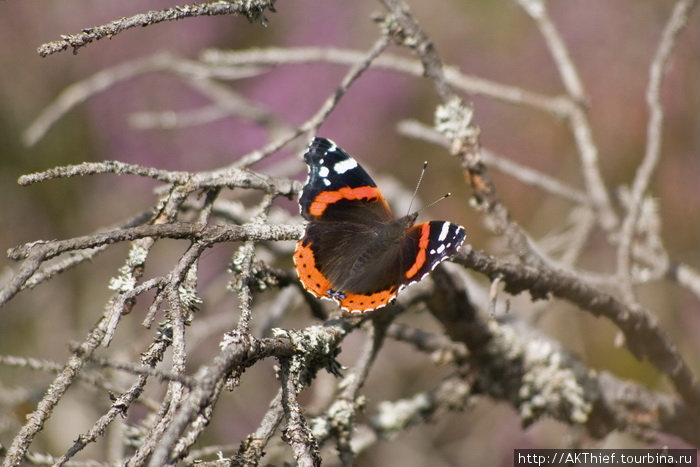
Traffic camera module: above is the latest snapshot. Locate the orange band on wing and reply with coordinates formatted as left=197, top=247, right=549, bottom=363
left=309, top=186, right=380, bottom=217
left=295, top=237, right=399, bottom=314
left=294, top=240, right=332, bottom=298
left=338, top=288, right=398, bottom=314
left=405, top=223, right=431, bottom=279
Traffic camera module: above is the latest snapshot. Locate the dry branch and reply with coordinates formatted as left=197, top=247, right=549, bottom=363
left=456, top=248, right=700, bottom=412
left=37, top=0, right=277, bottom=57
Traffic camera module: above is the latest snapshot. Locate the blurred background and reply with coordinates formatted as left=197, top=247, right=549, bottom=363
left=0, top=1, right=698, bottom=466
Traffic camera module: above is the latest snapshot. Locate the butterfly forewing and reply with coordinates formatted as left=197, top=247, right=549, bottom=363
left=300, top=138, right=392, bottom=222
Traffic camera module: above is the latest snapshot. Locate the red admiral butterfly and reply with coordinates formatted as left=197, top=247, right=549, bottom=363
left=294, top=137, right=466, bottom=313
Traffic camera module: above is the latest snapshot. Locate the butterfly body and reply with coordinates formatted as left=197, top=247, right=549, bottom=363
left=294, top=137, right=466, bottom=313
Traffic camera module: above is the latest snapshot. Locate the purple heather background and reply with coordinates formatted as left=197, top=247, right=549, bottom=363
left=0, top=1, right=698, bottom=465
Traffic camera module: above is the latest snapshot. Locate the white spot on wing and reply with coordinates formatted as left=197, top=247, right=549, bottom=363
left=436, top=244, right=446, bottom=254
left=318, top=166, right=330, bottom=177
left=323, top=178, right=331, bottom=186
left=438, top=222, right=451, bottom=241
left=333, top=158, right=358, bottom=174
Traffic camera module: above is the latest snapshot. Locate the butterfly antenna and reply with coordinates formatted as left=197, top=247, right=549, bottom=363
left=419, top=192, right=452, bottom=214
left=407, top=161, right=429, bottom=216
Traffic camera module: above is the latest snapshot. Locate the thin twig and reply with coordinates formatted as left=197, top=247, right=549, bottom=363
left=176, top=75, right=291, bottom=138
left=85, top=355, right=193, bottom=385
left=17, top=159, right=298, bottom=197
left=24, top=52, right=262, bottom=146
left=368, top=374, right=474, bottom=439
left=331, top=320, right=390, bottom=465
left=233, top=193, right=276, bottom=332
left=398, top=119, right=589, bottom=205
left=279, top=359, right=321, bottom=467
left=2, top=317, right=111, bottom=467
left=0, top=355, right=122, bottom=397
left=515, top=0, right=617, bottom=230
left=8, top=222, right=303, bottom=262
left=36, top=0, right=276, bottom=57
left=235, top=391, right=285, bottom=465
left=201, top=46, right=572, bottom=117
left=21, top=209, right=155, bottom=291
left=24, top=451, right=111, bottom=467
left=102, top=183, right=190, bottom=346
left=668, top=262, right=700, bottom=300
left=103, top=277, right=168, bottom=346
left=230, top=35, right=391, bottom=168
left=159, top=248, right=219, bottom=463
left=616, top=0, right=698, bottom=302
left=51, top=375, right=150, bottom=467
left=386, top=323, right=467, bottom=361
